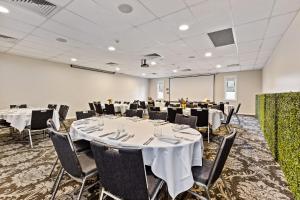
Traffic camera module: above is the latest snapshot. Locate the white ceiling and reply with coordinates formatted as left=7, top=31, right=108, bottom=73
left=0, top=0, right=300, bottom=78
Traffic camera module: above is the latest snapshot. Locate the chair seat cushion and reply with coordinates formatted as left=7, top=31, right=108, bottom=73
left=192, top=159, right=214, bottom=185
left=77, top=151, right=97, bottom=175
left=146, top=172, right=163, bottom=199
left=73, top=139, right=91, bottom=152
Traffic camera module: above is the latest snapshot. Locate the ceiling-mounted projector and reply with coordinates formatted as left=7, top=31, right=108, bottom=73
left=141, top=59, right=149, bottom=68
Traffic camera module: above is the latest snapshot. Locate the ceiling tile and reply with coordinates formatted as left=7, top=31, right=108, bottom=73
left=47, top=0, right=73, bottom=7
left=260, top=36, right=281, bottom=51
left=139, top=0, right=186, bottom=17
left=272, top=0, right=300, bottom=16
left=230, top=0, right=274, bottom=25
left=265, top=12, right=297, bottom=37
left=238, top=40, right=263, bottom=53
left=235, top=20, right=268, bottom=42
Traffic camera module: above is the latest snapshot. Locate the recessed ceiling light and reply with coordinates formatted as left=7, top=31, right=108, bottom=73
left=56, top=37, right=67, bottom=43
left=115, top=67, right=120, bottom=71
left=150, top=61, right=156, bottom=65
left=108, top=46, right=116, bottom=51
left=179, top=24, right=189, bottom=31
left=70, top=58, right=77, bottom=62
left=118, top=4, right=133, bottom=14
left=0, top=5, right=9, bottom=14
left=142, top=73, right=146, bottom=76
left=173, top=69, right=178, bottom=73
left=205, top=52, right=212, bottom=57
left=216, top=64, right=222, bottom=68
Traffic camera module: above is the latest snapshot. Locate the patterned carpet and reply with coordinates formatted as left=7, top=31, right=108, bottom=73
left=0, top=116, right=295, bottom=200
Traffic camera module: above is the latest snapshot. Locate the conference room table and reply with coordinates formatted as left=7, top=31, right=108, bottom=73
left=69, top=116, right=203, bottom=198
left=161, top=107, right=224, bottom=130
left=0, top=108, right=60, bottom=132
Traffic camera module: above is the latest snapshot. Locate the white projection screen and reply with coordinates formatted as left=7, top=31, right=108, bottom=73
left=169, top=75, right=214, bottom=101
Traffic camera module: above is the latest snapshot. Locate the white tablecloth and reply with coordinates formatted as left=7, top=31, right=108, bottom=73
left=69, top=116, right=203, bottom=198
left=0, top=108, right=60, bottom=132
left=161, top=107, right=224, bottom=130
left=224, top=104, right=235, bottom=115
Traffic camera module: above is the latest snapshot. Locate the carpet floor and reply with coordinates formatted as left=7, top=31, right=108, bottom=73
left=0, top=116, right=295, bottom=200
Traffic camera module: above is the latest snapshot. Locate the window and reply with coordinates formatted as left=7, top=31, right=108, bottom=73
left=224, top=76, right=237, bottom=101
left=157, top=80, right=164, bottom=99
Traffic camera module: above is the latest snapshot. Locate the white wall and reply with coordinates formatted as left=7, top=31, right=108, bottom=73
left=263, top=11, right=300, bottom=93
left=148, top=70, right=262, bottom=115
left=0, top=53, right=149, bottom=118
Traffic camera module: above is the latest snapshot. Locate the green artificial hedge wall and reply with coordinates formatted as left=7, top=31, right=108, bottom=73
left=256, top=92, right=300, bottom=199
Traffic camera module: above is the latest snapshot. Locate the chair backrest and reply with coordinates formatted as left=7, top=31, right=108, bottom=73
left=139, top=101, right=146, bottom=109
left=58, top=105, right=69, bottom=121
left=129, top=103, right=138, bottom=110
left=125, top=109, right=135, bottom=117
left=191, top=109, right=209, bottom=127
left=167, top=108, right=183, bottom=123
left=76, top=110, right=96, bottom=120
left=94, top=102, right=103, bottom=115
left=48, top=127, right=83, bottom=178
left=174, top=114, right=197, bottom=128
left=19, top=104, right=27, bottom=108
left=48, top=104, right=57, bottom=110
left=31, top=109, right=54, bottom=130
left=105, top=104, right=115, bottom=115
left=125, top=109, right=143, bottom=118
left=164, top=101, right=170, bottom=107
left=235, top=103, right=241, bottom=114
left=136, top=110, right=143, bottom=118
left=89, top=103, right=95, bottom=111
left=219, top=102, right=224, bottom=113
left=149, top=111, right=167, bottom=121
left=199, top=103, right=208, bottom=108
left=10, top=105, right=17, bottom=109
left=225, top=108, right=235, bottom=124
left=208, top=130, right=237, bottom=186
left=149, top=106, right=160, bottom=112
left=47, top=119, right=58, bottom=131
left=90, top=141, right=150, bottom=199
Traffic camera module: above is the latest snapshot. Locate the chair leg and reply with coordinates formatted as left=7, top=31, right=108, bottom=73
left=28, top=130, right=33, bottom=148
left=49, top=157, right=59, bottom=177
left=221, top=176, right=232, bottom=200
left=207, top=125, right=210, bottom=143
left=51, top=168, right=64, bottom=200
left=225, top=125, right=231, bottom=134
left=77, top=177, right=87, bottom=200
left=205, top=187, right=211, bottom=200
left=187, top=190, right=207, bottom=200
left=99, top=188, right=104, bottom=200
left=236, top=114, right=241, bottom=125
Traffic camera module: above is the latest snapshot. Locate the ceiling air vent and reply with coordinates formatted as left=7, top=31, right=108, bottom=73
left=4, top=0, right=59, bottom=17
left=70, top=65, right=116, bottom=74
left=208, top=28, right=235, bottom=47
left=227, top=64, right=240, bottom=68
left=181, top=68, right=192, bottom=72
left=106, top=62, right=118, bottom=66
left=144, top=53, right=161, bottom=59
left=0, top=34, right=18, bottom=42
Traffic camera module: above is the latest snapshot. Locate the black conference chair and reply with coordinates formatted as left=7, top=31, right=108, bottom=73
left=167, top=108, right=183, bottom=123
left=94, top=102, right=103, bottom=115
left=164, top=101, right=170, bottom=107
left=174, top=114, right=197, bottom=129
left=89, top=102, right=95, bottom=111
left=25, top=109, right=53, bottom=148
left=125, top=109, right=143, bottom=118
left=10, top=105, right=17, bottom=109
left=149, top=111, right=168, bottom=121
left=148, top=101, right=155, bottom=107
left=199, top=103, right=208, bottom=108
left=149, top=106, right=160, bottom=112
left=19, top=104, right=27, bottom=108
left=129, top=103, right=138, bottom=110
left=139, top=101, right=147, bottom=109
left=48, top=104, right=57, bottom=110
left=219, top=102, right=225, bottom=113
left=105, top=104, right=115, bottom=115
left=189, top=130, right=237, bottom=200
left=90, top=141, right=164, bottom=200
left=76, top=110, right=96, bottom=120
left=58, top=105, right=69, bottom=132
left=221, top=108, right=235, bottom=134
left=123, top=101, right=130, bottom=105
left=48, top=128, right=98, bottom=200
left=47, top=119, right=91, bottom=177
left=191, top=109, right=211, bottom=142
left=234, top=103, right=241, bottom=124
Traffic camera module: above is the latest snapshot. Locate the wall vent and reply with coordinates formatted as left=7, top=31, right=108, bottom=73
left=3, top=0, right=60, bottom=17
left=70, top=65, right=116, bottom=74
left=208, top=28, right=235, bottom=47
left=144, top=53, right=161, bottom=59
left=181, top=68, right=192, bottom=72
left=106, top=62, right=118, bottom=66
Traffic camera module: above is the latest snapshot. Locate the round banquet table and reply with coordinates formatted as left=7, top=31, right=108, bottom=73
left=161, top=107, right=224, bottom=130
left=69, top=116, right=203, bottom=198
left=101, top=103, right=129, bottom=114
left=0, top=108, right=60, bottom=132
